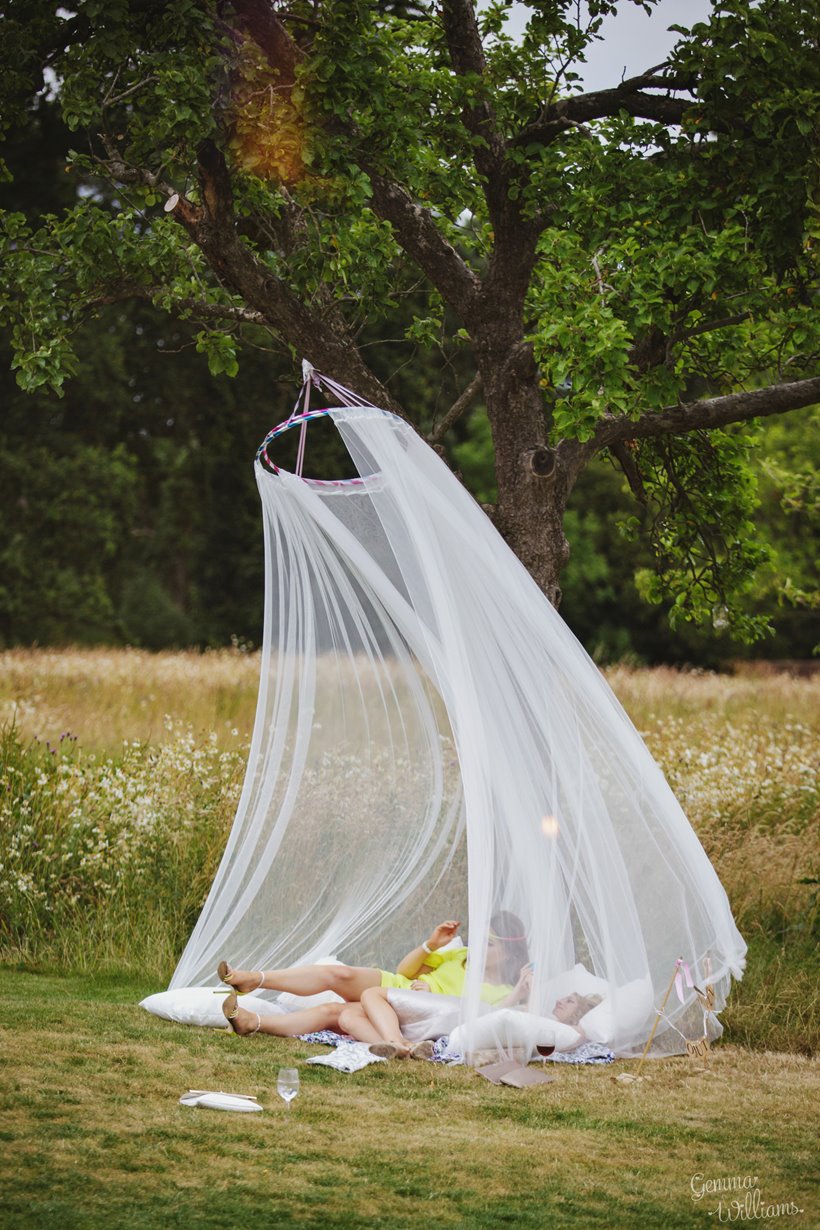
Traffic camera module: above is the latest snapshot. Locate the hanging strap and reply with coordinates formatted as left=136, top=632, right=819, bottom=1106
left=288, top=360, right=319, bottom=477
left=295, top=374, right=311, bottom=478
left=286, top=361, right=374, bottom=476
left=256, top=361, right=397, bottom=477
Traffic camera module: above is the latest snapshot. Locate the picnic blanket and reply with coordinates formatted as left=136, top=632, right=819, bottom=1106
left=297, top=1031, right=614, bottom=1066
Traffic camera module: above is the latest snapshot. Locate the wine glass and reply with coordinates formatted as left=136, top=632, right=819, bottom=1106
left=277, top=1067, right=300, bottom=1112
left=536, top=1043, right=555, bottom=1068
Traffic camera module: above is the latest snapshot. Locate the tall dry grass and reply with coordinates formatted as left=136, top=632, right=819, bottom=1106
left=608, top=665, right=818, bottom=933
left=0, top=646, right=260, bottom=753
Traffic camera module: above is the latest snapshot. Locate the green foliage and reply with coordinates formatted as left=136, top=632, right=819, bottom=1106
left=55, top=0, right=220, bottom=153
left=195, top=329, right=239, bottom=377
left=0, top=439, right=137, bottom=643
left=450, top=406, right=818, bottom=662
left=749, top=408, right=820, bottom=652
left=0, top=297, right=276, bottom=649
left=630, top=430, right=772, bottom=643
left=0, top=0, right=818, bottom=645
left=118, top=568, right=194, bottom=650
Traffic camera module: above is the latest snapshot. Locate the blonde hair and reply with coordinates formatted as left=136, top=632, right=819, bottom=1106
left=567, top=992, right=602, bottom=1025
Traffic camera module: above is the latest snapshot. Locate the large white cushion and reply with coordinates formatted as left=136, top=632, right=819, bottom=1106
left=446, top=1008, right=582, bottom=1059
left=386, top=989, right=462, bottom=1042
left=579, top=977, right=654, bottom=1045
left=542, top=962, right=611, bottom=1006
left=140, top=987, right=287, bottom=1028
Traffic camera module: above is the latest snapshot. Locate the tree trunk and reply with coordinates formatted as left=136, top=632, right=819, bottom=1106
left=477, top=341, right=574, bottom=606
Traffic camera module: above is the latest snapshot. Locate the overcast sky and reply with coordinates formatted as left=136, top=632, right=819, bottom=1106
left=500, top=0, right=715, bottom=92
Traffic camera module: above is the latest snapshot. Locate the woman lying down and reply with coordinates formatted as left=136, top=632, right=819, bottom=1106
left=218, top=915, right=601, bottom=1058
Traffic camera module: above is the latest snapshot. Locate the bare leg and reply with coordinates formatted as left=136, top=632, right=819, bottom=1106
left=219, top=961, right=382, bottom=1001
left=359, top=986, right=411, bottom=1050
left=224, top=996, right=345, bottom=1038
left=337, top=1003, right=383, bottom=1044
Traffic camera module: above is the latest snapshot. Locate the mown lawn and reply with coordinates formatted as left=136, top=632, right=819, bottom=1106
left=0, top=970, right=816, bottom=1230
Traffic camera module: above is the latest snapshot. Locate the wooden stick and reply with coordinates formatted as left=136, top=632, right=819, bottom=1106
left=636, top=960, right=680, bottom=1077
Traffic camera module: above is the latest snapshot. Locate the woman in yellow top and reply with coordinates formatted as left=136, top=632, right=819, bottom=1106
left=218, top=913, right=532, bottom=1052
left=340, top=914, right=533, bottom=1057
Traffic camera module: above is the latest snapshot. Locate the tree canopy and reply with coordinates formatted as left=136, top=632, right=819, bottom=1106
left=1, top=0, right=818, bottom=644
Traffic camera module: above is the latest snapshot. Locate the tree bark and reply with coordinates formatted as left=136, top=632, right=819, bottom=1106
left=589, top=376, right=820, bottom=450
left=476, top=338, right=573, bottom=605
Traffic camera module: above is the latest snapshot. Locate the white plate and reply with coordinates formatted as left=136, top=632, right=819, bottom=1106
left=179, top=1090, right=263, bottom=1112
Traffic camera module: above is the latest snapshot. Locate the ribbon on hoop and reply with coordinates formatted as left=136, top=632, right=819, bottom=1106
left=674, top=958, right=694, bottom=1004
left=291, top=359, right=322, bottom=477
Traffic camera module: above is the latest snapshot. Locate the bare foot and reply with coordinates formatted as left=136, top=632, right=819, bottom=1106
left=217, top=960, right=263, bottom=994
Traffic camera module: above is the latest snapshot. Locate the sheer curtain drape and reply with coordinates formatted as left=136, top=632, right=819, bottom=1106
left=171, top=383, right=745, bottom=1058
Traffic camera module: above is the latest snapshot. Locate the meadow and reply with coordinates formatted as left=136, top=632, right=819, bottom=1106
left=0, top=650, right=817, bottom=1229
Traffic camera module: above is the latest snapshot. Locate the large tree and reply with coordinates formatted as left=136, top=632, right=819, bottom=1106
left=1, top=0, right=818, bottom=640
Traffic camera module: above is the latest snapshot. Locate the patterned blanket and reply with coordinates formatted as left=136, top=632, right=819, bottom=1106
left=297, top=1030, right=614, bottom=1065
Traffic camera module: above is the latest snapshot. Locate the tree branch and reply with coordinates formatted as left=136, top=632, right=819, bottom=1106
left=513, top=70, right=697, bottom=149
left=610, top=440, right=647, bottom=504
left=85, top=285, right=266, bottom=325
left=428, top=372, right=483, bottom=444
left=211, top=4, right=479, bottom=380
left=227, top=0, right=303, bottom=86
left=676, top=311, right=754, bottom=342
left=367, top=173, right=481, bottom=322
left=214, top=1, right=483, bottom=334
left=189, top=142, right=405, bottom=411
left=590, top=377, right=820, bottom=451
left=439, top=0, right=509, bottom=225
left=100, top=138, right=403, bottom=412
left=439, top=0, right=503, bottom=168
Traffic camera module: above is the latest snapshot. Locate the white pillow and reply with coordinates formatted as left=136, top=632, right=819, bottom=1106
left=386, top=989, right=462, bottom=1042
left=432, top=935, right=464, bottom=953
left=446, top=1008, right=582, bottom=1059
left=580, top=977, right=654, bottom=1045
left=140, top=987, right=287, bottom=1029
left=542, top=962, right=611, bottom=1006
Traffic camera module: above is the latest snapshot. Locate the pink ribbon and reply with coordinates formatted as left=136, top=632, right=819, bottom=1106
left=674, top=958, right=694, bottom=1003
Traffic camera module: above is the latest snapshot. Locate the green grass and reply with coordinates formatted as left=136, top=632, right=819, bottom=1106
left=1, top=970, right=817, bottom=1230
left=720, top=933, right=819, bottom=1056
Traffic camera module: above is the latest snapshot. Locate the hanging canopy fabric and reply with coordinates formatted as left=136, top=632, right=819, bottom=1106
left=171, top=372, right=746, bottom=1058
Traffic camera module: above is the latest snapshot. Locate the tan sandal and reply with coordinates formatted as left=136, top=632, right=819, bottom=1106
left=368, top=1041, right=410, bottom=1060
left=409, top=1040, right=435, bottom=1061
left=217, top=961, right=265, bottom=994
left=222, top=991, right=261, bottom=1036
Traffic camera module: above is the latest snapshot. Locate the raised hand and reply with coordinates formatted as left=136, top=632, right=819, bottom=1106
left=513, top=964, right=533, bottom=1003
left=426, top=919, right=461, bottom=951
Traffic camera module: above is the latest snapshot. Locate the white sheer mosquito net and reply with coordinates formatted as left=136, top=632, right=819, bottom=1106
left=171, top=371, right=746, bottom=1059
